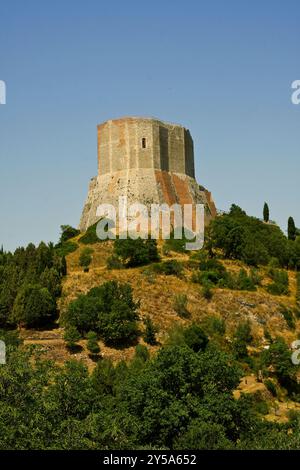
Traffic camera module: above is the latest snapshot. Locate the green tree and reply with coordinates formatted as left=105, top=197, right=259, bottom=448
left=61, top=255, right=67, bottom=276
left=64, top=326, right=81, bottom=350
left=183, top=324, right=209, bottom=352
left=143, top=316, right=158, bottom=345
left=11, top=284, right=56, bottom=328
left=263, top=202, right=270, bottom=223
left=113, top=238, right=159, bottom=267
left=60, top=225, right=80, bottom=243
left=86, top=331, right=100, bottom=355
left=288, top=217, right=297, bottom=241
left=79, top=248, right=93, bottom=272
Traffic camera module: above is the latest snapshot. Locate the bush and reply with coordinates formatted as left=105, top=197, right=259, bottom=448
left=11, top=284, right=57, bottom=328
left=202, top=283, right=213, bottom=300
left=55, top=241, right=78, bottom=257
left=86, top=331, right=100, bottom=355
left=280, top=306, right=295, bottom=330
left=64, top=326, right=81, bottom=350
left=209, top=204, right=288, bottom=267
left=173, top=294, right=190, bottom=318
left=78, top=222, right=101, bottom=245
left=106, top=254, right=123, bottom=270
left=63, top=281, right=140, bottom=347
left=183, top=324, right=209, bottom=352
left=113, top=238, right=160, bottom=268
left=264, top=379, right=277, bottom=397
left=163, top=230, right=190, bottom=254
left=152, top=260, right=183, bottom=276
left=232, top=321, right=252, bottom=359
left=60, top=225, right=80, bottom=243
left=79, top=247, right=93, bottom=272
left=134, top=344, right=150, bottom=362
left=203, top=316, right=226, bottom=336
left=143, top=316, right=158, bottom=345
left=236, top=269, right=257, bottom=291
left=266, top=269, right=289, bottom=296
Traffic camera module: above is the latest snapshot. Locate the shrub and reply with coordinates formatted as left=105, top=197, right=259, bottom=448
left=63, top=281, right=140, bottom=347
left=11, top=284, right=57, bottom=328
left=60, top=225, right=80, bottom=243
left=55, top=241, right=78, bottom=257
left=232, top=321, right=253, bottom=359
left=264, top=378, right=277, bottom=397
left=266, top=269, right=289, bottom=295
left=203, top=316, right=226, bottom=336
left=236, top=269, right=256, bottom=291
left=183, top=324, right=209, bottom=352
left=143, top=316, right=158, bottom=345
left=209, top=204, right=288, bottom=267
left=280, top=306, right=295, bottom=330
left=113, top=238, right=159, bottom=267
left=86, top=331, right=100, bottom=355
left=163, top=230, right=190, bottom=254
left=202, top=283, right=213, bottom=300
left=79, top=247, right=93, bottom=272
left=152, top=260, right=183, bottom=276
left=64, top=326, right=81, bottom=350
left=106, top=254, right=123, bottom=270
left=78, top=222, right=100, bottom=245
left=134, top=344, right=150, bottom=362
left=173, top=294, right=190, bottom=318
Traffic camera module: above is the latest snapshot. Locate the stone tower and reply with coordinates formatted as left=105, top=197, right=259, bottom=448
left=79, top=116, right=216, bottom=231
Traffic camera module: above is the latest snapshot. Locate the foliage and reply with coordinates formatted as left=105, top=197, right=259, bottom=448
left=288, top=217, right=297, bottom=241
left=202, top=316, right=226, bottom=336
left=64, top=326, right=81, bottom=350
left=263, top=203, right=270, bottom=223
left=232, top=321, right=253, bottom=359
left=112, top=238, right=160, bottom=268
left=79, top=247, right=93, bottom=272
left=63, top=281, right=140, bottom=346
left=60, top=225, right=80, bottom=243
left=11, top=284, right=57, bottom=328
left=152, top=260, right=183, bottom=276
left=266, top=269, right=289, bottom=296
left=143, top=316, right=158, bottom=345
left=86, top=331, right=100, bottom=355
left=208, top=204, right=288, bottom=267
left=182, top=324, right=209, bottom=352
left=173, top=293, right=190, bottom=318
left=0, top=242, right=64, bottom=328
left=78, top=222, right=101, bottom=245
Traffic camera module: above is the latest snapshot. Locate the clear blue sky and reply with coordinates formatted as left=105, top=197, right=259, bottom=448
left=0, top=0, right=299, bottom=251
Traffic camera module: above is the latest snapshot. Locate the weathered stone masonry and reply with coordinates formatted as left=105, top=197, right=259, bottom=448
left=80, top=116, right=216, bottom=231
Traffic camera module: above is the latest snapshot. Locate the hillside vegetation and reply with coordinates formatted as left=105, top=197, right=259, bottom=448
left=2, top=205, right=300, bottom=449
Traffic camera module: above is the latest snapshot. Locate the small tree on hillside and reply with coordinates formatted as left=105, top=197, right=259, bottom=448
left=79, top=247, right=93, bottom=272
left=64, top=325, right=81, bottom=350
left=263, top=203, right=270, bottom=223
left=288, top=217, right=297, bottom=241
left=143, top=316, right=158, bottom=345
left=11, top=284, right=57, bottom=328
left=86, top=331, right=100, bottom=356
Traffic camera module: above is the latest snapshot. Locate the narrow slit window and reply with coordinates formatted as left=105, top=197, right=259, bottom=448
left=142, top=137, right=147, bottom=149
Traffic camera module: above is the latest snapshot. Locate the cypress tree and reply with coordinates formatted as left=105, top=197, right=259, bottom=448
left=288, top=217, right=296, bottom=241
left=263, top=202, right=269, bottom=223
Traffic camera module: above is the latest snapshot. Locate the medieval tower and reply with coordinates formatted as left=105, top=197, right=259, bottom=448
left=80, top=116, right=216, bottom=231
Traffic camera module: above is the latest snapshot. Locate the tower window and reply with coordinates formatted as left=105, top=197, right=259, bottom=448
left=141, top=138, right=147, bottom=149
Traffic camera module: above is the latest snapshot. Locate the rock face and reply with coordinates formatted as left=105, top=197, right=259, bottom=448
left=79, top=116, right=216, bottom=231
